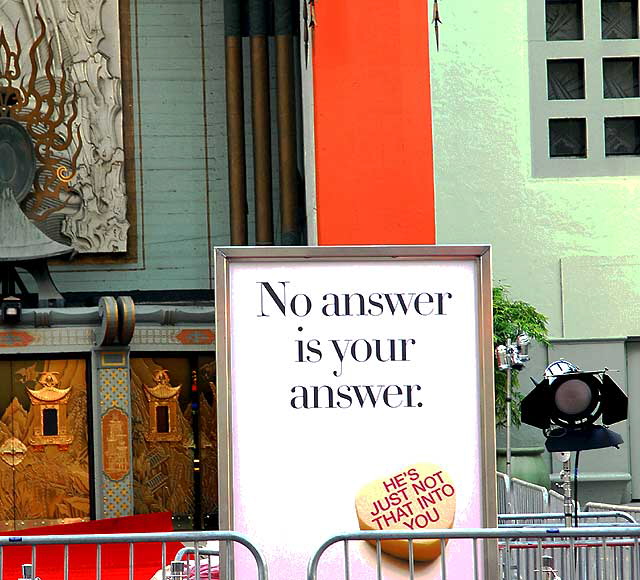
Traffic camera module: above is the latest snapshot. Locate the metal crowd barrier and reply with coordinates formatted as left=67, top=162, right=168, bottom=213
left=497, top=472, right=578, bottom=519
left=1, top=530, right=267, bottom=580
left=584, top=502, right=640, bottom=524
left=499, top=511, right=637, bottom=526
left=306, top=526, right=640, bottom=580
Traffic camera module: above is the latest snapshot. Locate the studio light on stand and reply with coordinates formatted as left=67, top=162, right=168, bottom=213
left=521, top=359, right=628, bottom=526
left=495, top=333, right=531, bottom=513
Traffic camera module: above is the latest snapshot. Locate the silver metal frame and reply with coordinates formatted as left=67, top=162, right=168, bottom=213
left=215, top=244, right=496, bottom=576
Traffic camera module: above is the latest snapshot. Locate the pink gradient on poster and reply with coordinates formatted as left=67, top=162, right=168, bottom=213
left=225, top=258, right=490, bottom=579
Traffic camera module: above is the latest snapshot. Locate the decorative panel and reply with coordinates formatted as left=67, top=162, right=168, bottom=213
left=131, top=356, right=217, bottom=529
left=0, top=358, right=90, bottom=530
left=97, top=359, right=133, bottom=518
left=0, top=0, right=129, bottom=253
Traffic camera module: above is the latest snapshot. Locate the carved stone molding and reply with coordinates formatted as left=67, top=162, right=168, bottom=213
left=0, top=0, right=129, bottom=253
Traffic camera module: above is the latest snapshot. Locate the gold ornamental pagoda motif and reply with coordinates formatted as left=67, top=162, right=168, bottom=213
left=143, top=369, right=181, bottom=442
left=27, top=371, right=73, bottom=447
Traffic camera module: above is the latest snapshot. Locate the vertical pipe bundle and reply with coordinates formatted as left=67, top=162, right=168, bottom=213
left=224, top=0, right=248, bottom=245
left=223, top=0, right=300, bottom=246
left=274, top=0, right=298, bottom=245
left=249, top=0, right=274, bottom=246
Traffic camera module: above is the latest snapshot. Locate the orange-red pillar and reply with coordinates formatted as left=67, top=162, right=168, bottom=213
left=312, top=1, right=435, bottom=245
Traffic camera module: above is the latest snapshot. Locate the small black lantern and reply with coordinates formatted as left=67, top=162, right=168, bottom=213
left=2, top=296, right=21, bottom=324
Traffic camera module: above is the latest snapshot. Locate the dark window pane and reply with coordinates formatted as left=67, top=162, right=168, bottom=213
left=43, top=408, right=58, bottom=436
left=603, top=57, right=640, bottom=97
left=605, top=117, right=640, bottom=154
left=602, top=0, right=638, bottom=38
left=546, top=0, right=584, bottom=40
left=156, top=405, right=170, bottom=433
left=548, top=59, right=585, bottom=99
left=549, top=119, right=587, bottom=157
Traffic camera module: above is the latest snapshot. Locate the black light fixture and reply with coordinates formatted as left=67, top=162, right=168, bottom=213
left=1, top=296, right=21, bottom=324
left=521, top=359, right=628, bottom=452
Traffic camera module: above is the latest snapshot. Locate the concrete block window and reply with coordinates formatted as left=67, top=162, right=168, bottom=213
left=529, top=0, right=640, bottom=175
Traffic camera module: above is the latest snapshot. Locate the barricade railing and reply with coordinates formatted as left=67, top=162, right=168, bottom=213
left=499, top=511, right=637, bottom=526
left=584, top=501, right=640, bottom=523
left=0, top=530, right=267, bottom=580
left=306, top=526, right=640, bottom=580
left=497, top=472, right=579, bottom=518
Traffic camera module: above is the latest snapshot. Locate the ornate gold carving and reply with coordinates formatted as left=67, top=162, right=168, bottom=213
left=0, top=10, right=81, bottom=222
left=143, top=370, right=181, bottom=442
left=0, top=359, right=90, bottom=529
left=0, top=4, right=129, bottom=253
left=56, top=166, right=72, bottom=184
left=27, top=371, right=74, bottom=447
left=0, top=437, right=27, bottom=466
left=102, top=408, right=130, bottom=481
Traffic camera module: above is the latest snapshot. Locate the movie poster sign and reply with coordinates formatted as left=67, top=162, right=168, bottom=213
left=215, top=246, right=496, bottom=579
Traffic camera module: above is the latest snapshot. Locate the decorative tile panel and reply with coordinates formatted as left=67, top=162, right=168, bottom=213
left=96, top=354, right=133, bottom=518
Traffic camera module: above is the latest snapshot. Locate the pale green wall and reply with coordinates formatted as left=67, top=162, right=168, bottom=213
left=431, top=1, right=640, bottom=340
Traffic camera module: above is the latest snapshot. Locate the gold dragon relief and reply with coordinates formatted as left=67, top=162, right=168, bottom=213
left=0, top=359, right=90, bottom=529
left=131, top=357, right=218, bottom=527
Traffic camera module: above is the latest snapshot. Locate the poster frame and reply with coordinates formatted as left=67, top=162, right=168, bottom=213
left=214, top=244, right=497, bottom=576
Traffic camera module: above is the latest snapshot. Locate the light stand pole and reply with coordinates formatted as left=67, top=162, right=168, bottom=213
left=505, top=339, right=513, bottom=485
left=496, top=334, right=531, bottom=513
left=558, top=453, right=573, bottom=527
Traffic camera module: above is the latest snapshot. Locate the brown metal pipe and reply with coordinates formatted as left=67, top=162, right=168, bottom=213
left=250, top=35, right=274, bottom=246
left=225, top=36, right=248, bottom=246
left=275, top=34, right=298, bottom=245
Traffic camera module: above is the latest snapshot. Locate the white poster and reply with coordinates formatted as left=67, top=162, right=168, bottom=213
left=216, top=246, right=496, bottom=579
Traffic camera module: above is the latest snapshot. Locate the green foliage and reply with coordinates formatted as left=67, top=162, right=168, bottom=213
left=493, top=283, right=549, bottom=428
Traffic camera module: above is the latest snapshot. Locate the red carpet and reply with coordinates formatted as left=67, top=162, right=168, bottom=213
left=0, top=513, right=184, bottom=580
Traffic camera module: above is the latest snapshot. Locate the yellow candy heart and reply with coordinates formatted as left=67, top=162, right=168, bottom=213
left=355, top=462, right=456, bottom=561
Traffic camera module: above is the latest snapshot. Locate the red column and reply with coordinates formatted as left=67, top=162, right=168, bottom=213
left=312, top=1, right=436, bottom=245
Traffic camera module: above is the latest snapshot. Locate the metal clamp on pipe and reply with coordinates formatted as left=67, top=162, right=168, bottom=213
left=18, top=563, right=41, bottom=580
left=169, top=560, right=188, bottom=580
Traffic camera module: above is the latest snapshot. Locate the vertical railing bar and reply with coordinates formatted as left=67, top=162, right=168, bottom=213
left=97, top=544, right=102, bottom=580
left=161, top=541, right=166, bottom=580
left=376, top=540, right=382, bottom=580
left=31, top=545, right=36, bottom=580
left=618, top=543, right=624, bottom=580
left=634, top=537, right=639, bottom=580
left=440, top=538, right=446, bottom=580
left=0, top=544, right=4, bottom=580
left=536, top=539, right=543, bottom=580
left=195, top=542, right=201, bottom=580
left=64, top=544, right=69, bottom=580
left=408, top=539, right=415, bottom=580
left=129, top=542, right=134, bottom=580
left=343, top=539, right=350, bottom=580
left=504, top=537, right=511, bottom=580
left=569, top=536, right=575, bottom=580
left=226, top=539, right=232, bottom=580
left=602, top=537, right=608, bottom=580
left=472, top=538, right=479, bottom=580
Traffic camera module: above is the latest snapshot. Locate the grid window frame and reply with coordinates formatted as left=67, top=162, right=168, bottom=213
left=529, top=0, right=640, bottom=177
